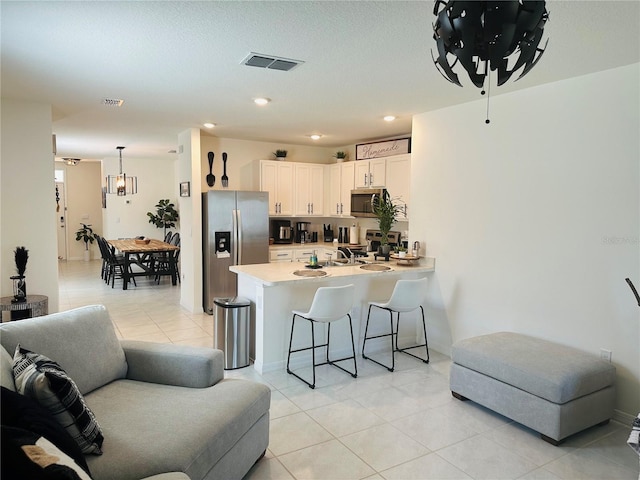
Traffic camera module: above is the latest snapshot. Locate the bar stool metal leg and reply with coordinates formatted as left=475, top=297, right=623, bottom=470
left=362, top=305, right=396, bottom=371
left=362, top=301, right=430, bottom=372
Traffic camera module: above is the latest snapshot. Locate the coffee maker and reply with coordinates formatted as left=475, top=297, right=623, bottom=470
left=295, top=222, right=311, bottom=243
left=271, top=219, right=292, bottom=244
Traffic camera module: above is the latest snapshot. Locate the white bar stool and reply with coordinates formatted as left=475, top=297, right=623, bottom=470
left=286, top=284, right=357, bottom=389
left=362, top=277, right=429, bottom=371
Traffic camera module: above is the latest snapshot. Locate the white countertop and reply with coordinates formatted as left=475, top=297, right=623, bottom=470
left=230, top=257, right=435, bottom=286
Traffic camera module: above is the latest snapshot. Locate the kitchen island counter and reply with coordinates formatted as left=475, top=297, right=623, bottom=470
left=230, top=258, right=435, bottom=373
left=230, top=257, right=435, bottom=286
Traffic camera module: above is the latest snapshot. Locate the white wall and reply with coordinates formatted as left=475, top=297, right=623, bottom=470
left=101, top=155, right=177, bottom=240
left=411, top=64, right=640, bottom=418
left=177, top=128, right=202, bottom=313
left=1, top=99, right=59, bottom=312
left=63, top=162, right=103, bottom=260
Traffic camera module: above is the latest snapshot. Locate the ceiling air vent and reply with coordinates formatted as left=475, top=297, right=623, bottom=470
left=101, top=98, right=124, bottom=107
left=242, top=53, right=303, bottom=72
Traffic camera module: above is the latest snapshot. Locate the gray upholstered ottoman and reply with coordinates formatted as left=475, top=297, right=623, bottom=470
left=450, top=332, right=616, bottom=445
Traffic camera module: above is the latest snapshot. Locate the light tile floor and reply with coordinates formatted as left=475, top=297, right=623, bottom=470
left=58, top=260, right=640, bottom=480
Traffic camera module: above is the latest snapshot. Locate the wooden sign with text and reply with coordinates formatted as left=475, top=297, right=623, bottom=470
left=356, top=138, right=411, bottom=160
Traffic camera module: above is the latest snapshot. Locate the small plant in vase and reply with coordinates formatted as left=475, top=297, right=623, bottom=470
left=372, top=190, right=402, bottom=255
left=394, top=245, right=408, bottom=258
left=11, top=246, right=29, bottom=302
left=273, top=149, right=288, bottom=160
left=333, top=151, right=348, bottom=162
left=75, top=223, right=95, bottom=261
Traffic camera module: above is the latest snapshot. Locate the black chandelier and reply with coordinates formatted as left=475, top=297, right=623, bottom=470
left=432, top=1, right=549, bottom=120
left=106, top=146, right=137, bottom=196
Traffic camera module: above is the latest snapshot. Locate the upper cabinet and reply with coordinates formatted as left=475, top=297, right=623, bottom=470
left=354, top=158, right=386, bottom=188
left=260, top=160, right=294, bottom=216
left=294, top=164, right=324, bottom=216
left=327, top=162, right=355, bottom=216
left=384, top=154, right=411, bottom=220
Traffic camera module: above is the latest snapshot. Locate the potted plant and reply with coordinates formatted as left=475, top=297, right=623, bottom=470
left=394, top=245, right=408, bottom=258
left=333, top=151, right=348, bottom=162
left=147, top=199, right=179, bottom=237
left=273, top=149, right=287, bottom=160
left=371, top=190, right=402, bottom=255
left=11, top=246, right=29, bottom=302
left=75, top=223, right=95, bottom=261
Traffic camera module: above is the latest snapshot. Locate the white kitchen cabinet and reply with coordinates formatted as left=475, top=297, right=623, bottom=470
left=294, top=164, right=324, bottom=216
left=269, top=249, right=293, bottom=262
left=354, top=158, right=386, bottom=188
left=327, top=162, right=355, bottom=216
left=260, top=160, right=294, bottom=216
left=293, top=248, right=317, bottom=262
left=385, top=154, right=411, bottom=220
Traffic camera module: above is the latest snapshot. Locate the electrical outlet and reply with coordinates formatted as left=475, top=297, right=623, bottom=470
left=600, top=348, right=612, bottom=362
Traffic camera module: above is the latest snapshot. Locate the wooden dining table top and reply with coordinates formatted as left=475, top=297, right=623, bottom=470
left=108, top=238, right=179, bottom=253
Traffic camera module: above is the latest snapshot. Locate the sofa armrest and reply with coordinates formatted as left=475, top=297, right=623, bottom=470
left=121, top=340, right=224, bottom=388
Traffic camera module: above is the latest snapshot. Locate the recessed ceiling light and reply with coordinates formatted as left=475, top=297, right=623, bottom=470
left=383, top=115, right=396, bottom=122
left=309, top=134, right=322, bottom=140
left=254, top=97, right=271, bottom=106
left=203, top=123, right=216, bottom=128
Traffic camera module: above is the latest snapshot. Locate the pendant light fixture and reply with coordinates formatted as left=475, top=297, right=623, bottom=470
left=431, top=0, right=549, bottom=122
left=63, top=158, right=81, bottom=166
left=106, top=146, right=137, bottom=195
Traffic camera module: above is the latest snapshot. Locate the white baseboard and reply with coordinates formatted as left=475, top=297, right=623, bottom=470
left=613, top=409, right=637, bottom=426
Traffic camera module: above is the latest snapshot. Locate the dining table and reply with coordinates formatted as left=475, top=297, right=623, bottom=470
left=107, top=238, right=180, bottom=290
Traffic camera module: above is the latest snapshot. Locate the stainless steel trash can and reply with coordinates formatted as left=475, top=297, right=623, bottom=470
left=213, top=296, right=251, bottom=369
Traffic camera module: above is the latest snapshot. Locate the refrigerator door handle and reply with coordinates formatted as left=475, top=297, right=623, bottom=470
left=234, top=209, right=242, bottom=265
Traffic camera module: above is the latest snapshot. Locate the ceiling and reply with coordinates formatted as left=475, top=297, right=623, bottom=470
left=2, top=1, right=638, bottom=161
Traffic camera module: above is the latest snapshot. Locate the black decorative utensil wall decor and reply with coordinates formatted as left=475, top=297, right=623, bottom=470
left=207, top=151, right=215, bottom=187
left=222, top=152, right=229, bottom=188
left=432, top=1, right=549, bottom=123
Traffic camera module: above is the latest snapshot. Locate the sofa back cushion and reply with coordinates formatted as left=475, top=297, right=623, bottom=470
left=0, top=305, right=127, bottom=394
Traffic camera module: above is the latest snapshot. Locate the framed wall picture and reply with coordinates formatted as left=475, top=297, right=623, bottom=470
left=180, top=181, right=190, bottom=197
left=356, top=137, right=411, bottom=160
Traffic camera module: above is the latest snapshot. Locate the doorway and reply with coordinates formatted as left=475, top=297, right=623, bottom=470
left=55, top=176, right=67, bottom=260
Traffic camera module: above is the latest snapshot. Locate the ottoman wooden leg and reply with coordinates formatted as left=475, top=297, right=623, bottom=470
left=541, top=434, right=561, bottom=446
left=451, top=391, right=468, bottom=401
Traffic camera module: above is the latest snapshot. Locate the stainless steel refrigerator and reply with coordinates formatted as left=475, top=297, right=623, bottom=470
left=202, top=190, right=269, bottom=314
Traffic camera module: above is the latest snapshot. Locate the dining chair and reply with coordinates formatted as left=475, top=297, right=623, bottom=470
left=104, top=241, right=137, bottom=289
left=362, top=277, right=429, bottom=371
left=155, top=235, right=180, bottom=284
left=286, top=284, right=357, bottom=389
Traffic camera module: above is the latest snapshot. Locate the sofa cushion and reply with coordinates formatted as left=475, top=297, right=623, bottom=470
left=1, top=347, right=16, bottom=391
left=85, top=378, right=270, bottom=480
left=0, top=305, right=128, bottom=395
left=13, top=345, right=104, bottom=455
left=1, top=425, right=92, bottom=480
left=452, top=332, right=616, bottom=404
left=1, top=387, right=91, bottom=475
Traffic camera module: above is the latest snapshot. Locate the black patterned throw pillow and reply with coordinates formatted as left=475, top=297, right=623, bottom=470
left=12, top=344, right=104, bottom=455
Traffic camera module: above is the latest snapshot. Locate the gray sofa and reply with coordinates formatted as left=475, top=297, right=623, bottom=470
left=0, top=305, right=270, bottom=480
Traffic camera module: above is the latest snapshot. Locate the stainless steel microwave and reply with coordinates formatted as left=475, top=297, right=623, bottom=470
left=350, top=188, right=386, bottom=218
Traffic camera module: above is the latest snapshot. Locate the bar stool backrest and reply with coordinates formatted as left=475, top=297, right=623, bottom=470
left=384, top=277, right=428, bottom=312
left=305, top=284, right=354, bottom=323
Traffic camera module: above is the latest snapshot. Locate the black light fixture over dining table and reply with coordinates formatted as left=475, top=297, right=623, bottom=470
left=431, top=0, right=549, bottom=122
left=106, top=146, right=137, bottom=195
